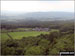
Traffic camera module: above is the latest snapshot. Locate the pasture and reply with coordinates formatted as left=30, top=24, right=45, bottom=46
left=1, top=31, right=49, bottom=41
left=1, top=33, right=10, bottom=42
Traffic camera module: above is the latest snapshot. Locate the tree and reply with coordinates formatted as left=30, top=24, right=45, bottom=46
left=48, top=30, right=60, bottom=43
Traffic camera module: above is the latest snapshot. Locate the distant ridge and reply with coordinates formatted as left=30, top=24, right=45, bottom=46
left=1, top=11, right=74, bottom=21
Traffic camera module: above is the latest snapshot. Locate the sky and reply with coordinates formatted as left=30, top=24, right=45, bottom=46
left=1, top=1, right=74, bottom=13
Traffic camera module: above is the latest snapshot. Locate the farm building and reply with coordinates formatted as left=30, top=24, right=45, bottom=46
left=32, top=27, right=49, bottom=31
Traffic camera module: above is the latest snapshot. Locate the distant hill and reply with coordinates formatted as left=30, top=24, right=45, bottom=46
left=1, top=11, right=74, bottom=22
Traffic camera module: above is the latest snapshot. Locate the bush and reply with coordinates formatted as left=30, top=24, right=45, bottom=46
left=1, top=47, right=15, bottom=55
left=38, top=39, right=50, bottom=49
left=49, top=48, right=59, bottom=55
left=25, top=46, right=45, bottom=55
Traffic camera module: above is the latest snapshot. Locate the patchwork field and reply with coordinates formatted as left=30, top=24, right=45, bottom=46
left=1, top=31, right=49, bottom=41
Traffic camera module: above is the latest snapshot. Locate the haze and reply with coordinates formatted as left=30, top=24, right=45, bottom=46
left=1, top=1, right=74, bottom=13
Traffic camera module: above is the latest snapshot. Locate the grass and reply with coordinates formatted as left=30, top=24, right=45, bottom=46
left=1, top=33, right=10, bottom=42
left=1, top=31, right=49, bottom=40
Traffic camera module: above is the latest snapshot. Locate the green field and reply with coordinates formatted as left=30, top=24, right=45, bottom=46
left=1, top=31, right=49, bottom=40
left=1, top=33, right=10, bottom=42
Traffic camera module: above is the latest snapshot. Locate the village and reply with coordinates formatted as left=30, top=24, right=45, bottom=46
left=7, top=27, right=49, bottom=32
left=13, top=27, right=49, bottom=32
left=32, top=27, right=49, bottom=31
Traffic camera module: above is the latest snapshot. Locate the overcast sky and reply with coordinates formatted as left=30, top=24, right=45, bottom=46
left=1, top=1, right=74, bottom=12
